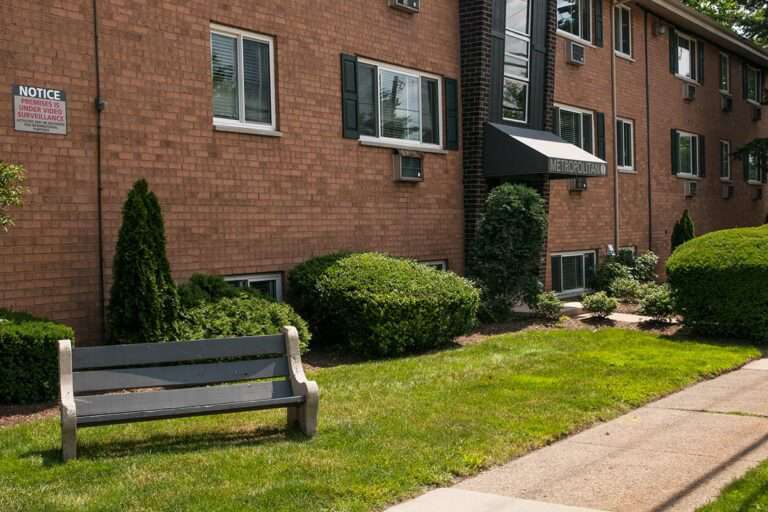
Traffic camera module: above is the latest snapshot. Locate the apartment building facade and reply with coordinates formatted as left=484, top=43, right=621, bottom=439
left=1, top=0, right=463, bottom=343
left=462, top=0, right=768, bottom=297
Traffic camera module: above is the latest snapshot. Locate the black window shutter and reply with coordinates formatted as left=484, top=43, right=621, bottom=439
left=552, top=107, right=561, bottom=136
left=445, top=78, right=459, bottom=150
left=596, top=112, right=606, bottom=160
left=699, top=135, right=706, bottom=177
left=697, top=41, right=705, bottom=83
left=551, top=256, right=563, bottom=293
left=671, top=129, right=680, bottom=175
left=669, top=30, right=679, bottom=75
left=583, top=114, right=594, bottom=153
left=743, top=63, right=749, bottom=100
left=616, top=120, right=625, bottom=166
left=585, top=253, right=596, bottom=289
left=593, top=0, right=604, bottom=47
left=583, top=0, right=592, bottom=42
left=341, top=54, right=359, bottom=139
left=744, top=152, right=751, bottom=181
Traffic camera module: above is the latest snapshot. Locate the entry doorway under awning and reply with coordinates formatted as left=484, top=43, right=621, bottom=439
left=484, top=123, right=608, bottom=179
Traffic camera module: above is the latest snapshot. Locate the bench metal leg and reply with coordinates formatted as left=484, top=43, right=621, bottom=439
left=287, top=396, right=318, bottom=437
left=59, top=339, right=78, bottom=461
left=282, top=326, right=319, bottom=438
left=61, top=414, right=77, bottom=462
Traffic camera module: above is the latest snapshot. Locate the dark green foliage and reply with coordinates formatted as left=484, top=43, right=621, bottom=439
left=175, top=296, right=311, bottom=352
left=639, top=284, right=676, bottom=323
left=594, top=259, right=633, bottom=292
left=671, top=209, right=695, bottom=253
left=179, top=274, right=265, bottom=308
left=682, top=0, right=767, bottom=47
left=468, top=184, right=548, bottom=322
left=312, top=253, right=480, bottom=357
left=583, top=292, right=618, bottom=319
left=531, top=292, right=562, bottom=322
left=108, top=180, right=180, bottom=344
left=0, top=310, right=74, bottom=404
left=668, top=225, right=768, bottom=340
left=616, top=248, right=636, bottom=268
left=287, top=252, right=352, bottom=344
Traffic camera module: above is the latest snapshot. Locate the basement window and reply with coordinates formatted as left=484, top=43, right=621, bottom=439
left=552, top=251, right=596, bottom=296
left=225, top=273, right=283, bottom=301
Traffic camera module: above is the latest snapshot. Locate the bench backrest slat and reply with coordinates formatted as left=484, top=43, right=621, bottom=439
left=73, top=357, right=289, bottom=394
left=72, top=335, right=286, bottom=370
left=75, top=380, right=295, bottom=418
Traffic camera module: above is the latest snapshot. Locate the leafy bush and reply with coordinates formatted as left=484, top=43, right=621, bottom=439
left=616, top=248, right=636, bottom=268
left=287, top=252, right=352, bottom=343
left=639, top=284, right=676, bottom=322
left=0, top=162, right=25, bottom=232
left=108, top=180, right=180, bottom=344
left=583, top=292, right=618, bottom=319
left=312, top=253, right=480, bottom=357
left=609, top=277, right=643, bottom=303
left=531, top=292, right=562, bottom=322
left=667, top=225, right=768, bottom=340
left=632, top=251, right=659, bottom=283
left=179, top=273, right=270, bottom=308
left=671, top=209, right=695, bottom=252
left=594, top=259, right=632, bottom=292
left=468, top=184, right=547, bottom=321
left=175, top=296, right=311, bottom=352
left=0, top=310, right=74, bottom=404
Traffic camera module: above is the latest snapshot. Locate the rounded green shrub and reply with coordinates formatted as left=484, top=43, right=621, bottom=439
left=594, top=259, right=632, bottom=292
left=639, top=284, right=676, bottom=323
left=609, top=277, right=643, bottom=303
left=175, top=296, right=311, bottom=352
left=667, top=225, right=768, bottom=340
left=632, top=251, right=659, bottom=283
left=0, top=310, right=75, bottom=404
left=314, top=253, right=480, bottom=357
left=531, top=292, right=562, bottom=322
left=179, top=273, right=270, bottom=308
left=583, top=292, right=618, bottom=319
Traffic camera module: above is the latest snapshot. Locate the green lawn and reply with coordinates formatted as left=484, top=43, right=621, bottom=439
left=699, top=459, right=768, bottom=511
left=0, top=328, right=759, bottom=512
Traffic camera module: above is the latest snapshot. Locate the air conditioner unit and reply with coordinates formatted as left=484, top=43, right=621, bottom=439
left=721, top=183, right=734, bottom=199
left=753, top=187, right=763, bottom=201
left=684, top=181, right=698, bottom=198
left=568, top=42, right=586, bottom=66
left=683, top=83, right=696, bottom=102
left=393, top=150, right=424, bottom=182
left=569, top=177, right=588, bottom=192
left=721, top=95, right=733, bottom=112
left=389, top=0, right=420, bottom=13
left=753, top=106, right=762, bottom=122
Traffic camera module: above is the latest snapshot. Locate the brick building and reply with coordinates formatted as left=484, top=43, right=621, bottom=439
left=462, top=0, right=768, bottom=297
left=1, top=0, right=463, bottom=343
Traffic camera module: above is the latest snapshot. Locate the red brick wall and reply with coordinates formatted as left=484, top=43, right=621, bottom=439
left=547, top=0, right=767, bottom=291
left=0, top=0, right=464, bottom=344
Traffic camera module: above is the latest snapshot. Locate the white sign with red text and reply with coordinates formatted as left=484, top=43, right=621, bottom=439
left=13, top=85, right=67, bottom=135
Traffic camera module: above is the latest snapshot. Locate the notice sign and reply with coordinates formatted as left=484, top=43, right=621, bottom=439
left=13, top=85, right=67, bottom=135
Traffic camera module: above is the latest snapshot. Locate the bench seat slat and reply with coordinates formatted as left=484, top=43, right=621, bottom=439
left=73, top=358, right=289, bottom=394
left=72, top=335, right=285, bottom=370
left=75, top=381, right=299, bottom=419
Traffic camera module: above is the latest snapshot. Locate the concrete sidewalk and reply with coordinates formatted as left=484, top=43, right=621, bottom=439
left=388, top=359, right=768, bottom=512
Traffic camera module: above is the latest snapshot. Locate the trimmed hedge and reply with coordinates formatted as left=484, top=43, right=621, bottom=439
left=0, top=310, right=75, bottom=404
left=667, top=225, right=768, bottom=340
left=179, top=273, right=271, bottom=308
left=175, top=296, right=311, bottom=352
left=300, top=253, right=480, bottom=357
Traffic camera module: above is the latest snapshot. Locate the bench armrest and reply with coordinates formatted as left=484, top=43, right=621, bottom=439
left=282, top=326, right=319, bottom=434
left=58, top=340, right=76, bottom=416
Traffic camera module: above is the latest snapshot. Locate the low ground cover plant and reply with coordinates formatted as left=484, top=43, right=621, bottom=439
left=0, top=309, right=74, bottom=404
left=531, top=292, right=562, bottom=322
left=667, top=225, right=768, bottom=340
left=583, top=292, right=618, bottom=319
left=609, top=277, right=643, bottom=303
left=639, top=284, right=676, bottom=323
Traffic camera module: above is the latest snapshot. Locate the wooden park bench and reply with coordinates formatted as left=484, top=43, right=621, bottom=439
left=57, top=326, right=318, bottom=461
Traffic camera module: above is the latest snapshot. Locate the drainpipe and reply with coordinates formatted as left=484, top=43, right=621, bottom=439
left=644, top=9, right=653, bottom=251
left=92, top=0, right=106, bottom=339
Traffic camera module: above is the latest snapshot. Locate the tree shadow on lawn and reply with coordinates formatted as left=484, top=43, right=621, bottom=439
left=648, top=323, right=768, bottom=352
left=25, top=424, right=306, bottom=466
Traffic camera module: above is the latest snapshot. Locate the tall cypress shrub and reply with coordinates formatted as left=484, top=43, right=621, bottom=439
left=108, top=180, right=179, bottom=343
left=671, top=209, right=695, bottom=252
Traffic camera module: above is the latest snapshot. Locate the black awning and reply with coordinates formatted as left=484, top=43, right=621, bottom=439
left=484, top=123, right=608, bottom=179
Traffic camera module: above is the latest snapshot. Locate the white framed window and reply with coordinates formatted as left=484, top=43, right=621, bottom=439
left=745, top=151, right=764, bottom=184
left=720, top=140, right=731, bottom=181
left=677, top=33, right=700, bottom=83
left=746, top=66, right=762, bottom=105
left=719, top=53, right=730, bottom=93
left=357, top=59, right=443, bottom=150
left=503, top=0, right=531, bottom=123
left=616, top=118, right=634, bottom=171
left=614, top=5, right=632, bottom=58
left=552, top=250, right=597, bottom=296
left=556, top=104, right=594, bottom=154
left=676, top=131, right=701, bottom=178
left=422, top=260, right=448, bottom=271
left=225, top=273, right=283, bottom=301
left=557, top=0, right=592, bottom=43
left=211, top=25, right=277, bottom=133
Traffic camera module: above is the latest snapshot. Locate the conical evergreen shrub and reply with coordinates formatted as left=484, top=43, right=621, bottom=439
left=108, top=180, right=179, bottom=343
left=671, top=209, right=695, bottom=252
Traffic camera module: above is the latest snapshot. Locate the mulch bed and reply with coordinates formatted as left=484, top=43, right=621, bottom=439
left=0, top=403, right=57, bottom=428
